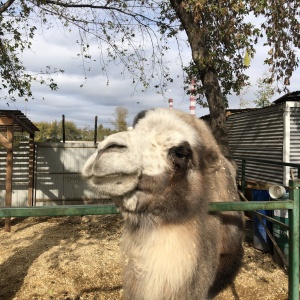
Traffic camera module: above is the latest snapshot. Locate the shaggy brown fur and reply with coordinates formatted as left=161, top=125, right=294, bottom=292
left=83, top=108, right=244, bottom=300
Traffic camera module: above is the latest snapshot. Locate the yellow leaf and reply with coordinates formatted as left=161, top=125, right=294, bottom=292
left=244, top=50, right=250, bottom=67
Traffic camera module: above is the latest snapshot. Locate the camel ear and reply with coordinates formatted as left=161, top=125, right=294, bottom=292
left=133, top=110, right=150, bottom=127
left=191, top=117, right=224, bottom=171
left=201, top=144, right=223, bottom=171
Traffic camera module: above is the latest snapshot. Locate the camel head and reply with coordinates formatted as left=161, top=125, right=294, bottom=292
left=82, top=108, right=229, bottom=224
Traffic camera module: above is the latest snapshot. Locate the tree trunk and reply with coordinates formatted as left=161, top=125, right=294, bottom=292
left=169, top=0, right=231, bottom=157
left=200, top=69, right=231, bottom=157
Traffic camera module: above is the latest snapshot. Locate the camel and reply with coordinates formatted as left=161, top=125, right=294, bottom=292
left=82, top=108, right=244, bottom=300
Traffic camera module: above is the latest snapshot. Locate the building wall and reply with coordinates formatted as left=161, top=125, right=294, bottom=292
left=0, top=142, right=111, bottom=207
left=227, top=104, right=285, bottom=185
left=289, top=104, right=300, bottom=180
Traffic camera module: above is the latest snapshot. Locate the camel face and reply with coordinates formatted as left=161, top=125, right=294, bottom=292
left=83, top=108, right=202, bottom=213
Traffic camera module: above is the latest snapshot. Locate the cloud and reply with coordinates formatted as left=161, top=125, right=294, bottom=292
left=8, top=25, right=193, bottom=128
left=1, top=17, right=299, bottom=129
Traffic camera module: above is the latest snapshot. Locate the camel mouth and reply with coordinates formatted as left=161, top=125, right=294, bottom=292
left=91, top=173, right=138, bottom=184
left=89, top=173, right=140, bottom=198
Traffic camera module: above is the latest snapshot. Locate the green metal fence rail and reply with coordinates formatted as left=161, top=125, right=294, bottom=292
left=1, top=160, right=300, bottom=299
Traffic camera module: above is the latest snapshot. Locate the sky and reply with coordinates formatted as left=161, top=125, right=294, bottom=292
left=1, top=13, right=300, bottom=130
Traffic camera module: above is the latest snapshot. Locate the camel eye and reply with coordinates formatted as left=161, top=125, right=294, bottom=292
left=174, top=147, right=187, bottom=158
left=169, top=143, right=192, bottom=159
left=168, top=143, right=192, bottom=171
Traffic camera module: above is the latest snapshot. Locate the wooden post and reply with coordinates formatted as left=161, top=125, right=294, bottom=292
left=5, top=125, right=14, bottom=232
left=28, top=133, right=35, bottom=206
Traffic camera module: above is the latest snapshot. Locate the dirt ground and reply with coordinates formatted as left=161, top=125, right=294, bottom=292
left=0, top=215, right=291, bottom=300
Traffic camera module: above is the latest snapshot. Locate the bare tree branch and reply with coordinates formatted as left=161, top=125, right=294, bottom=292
left=42, top=0, right=161, bottom=26
left=0, top=0, right=15, bottom=14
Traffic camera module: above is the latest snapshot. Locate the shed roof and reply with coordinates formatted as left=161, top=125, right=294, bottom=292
left=273, top=91, right=300, bottom=104
left=200, top=108, right=258, bottom=121
left=0, top=110, right=39, bottom=134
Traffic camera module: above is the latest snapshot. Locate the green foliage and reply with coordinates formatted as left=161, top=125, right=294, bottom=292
left=244, top=50, right=251, bottom=67
left=96, top=124, right=117, bottom=141
left=0, top=1, right=63, bottom=102
left=251, top=0, right=300, bottom=92
left=35, top=120, right=63, bottom=142
left=238, top=84, right=254, bottom=108
left=34, top=120, right=116, bottom=142
left=254, top=73, right=275, bottom=108
left=111, top=107, right=128, bottom=132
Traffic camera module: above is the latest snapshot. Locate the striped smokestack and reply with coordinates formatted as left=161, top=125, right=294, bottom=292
left=189, top=80, right=196, bottom=115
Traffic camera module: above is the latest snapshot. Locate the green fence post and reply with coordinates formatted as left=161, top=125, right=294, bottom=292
left=288, top=179, right=300, bottom=300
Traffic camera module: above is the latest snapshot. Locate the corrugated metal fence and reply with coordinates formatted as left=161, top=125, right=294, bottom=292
left=227, top=104, right=284, bottom=185
left=35, top=142, right=111, bottom=206
left=0, top=142, right=111, bottom=207
left=0, top=141, right=30, bottom=206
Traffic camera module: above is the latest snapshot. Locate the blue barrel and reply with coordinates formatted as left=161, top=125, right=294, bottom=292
left=272, top=192, right=289, bottom=265
left=252, top=189, right=273, bottom=252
